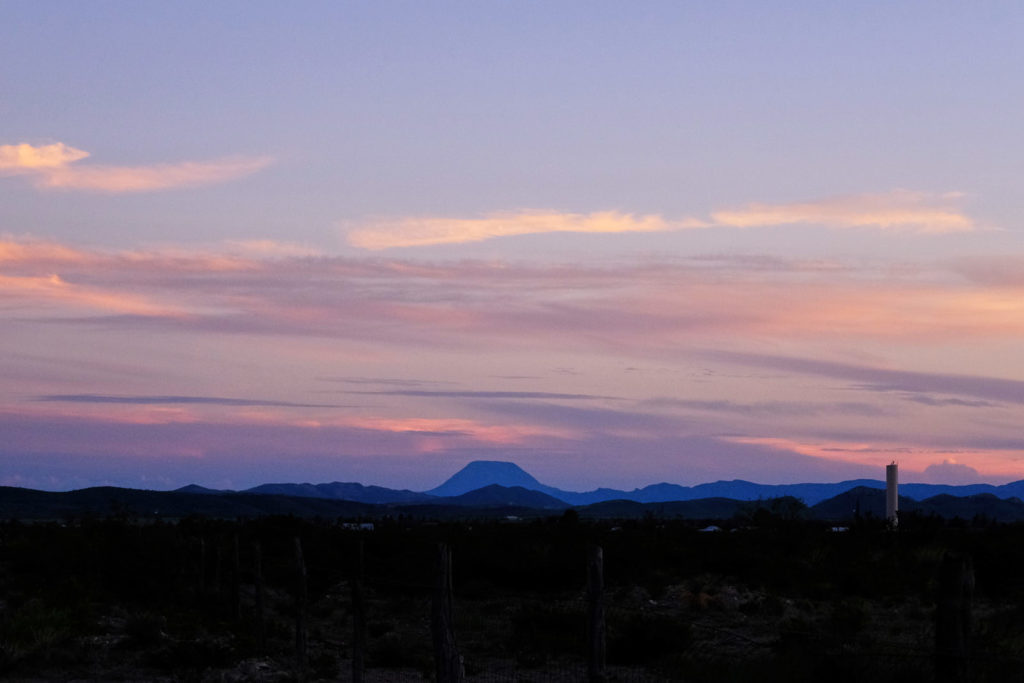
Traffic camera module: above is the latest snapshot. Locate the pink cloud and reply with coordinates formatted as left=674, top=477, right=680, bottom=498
left=6, top=237, right=1024, bottom=351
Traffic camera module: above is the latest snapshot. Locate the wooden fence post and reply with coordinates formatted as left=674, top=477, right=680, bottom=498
left=432, top=543, right=464, bottom=683
left=294, top=537, right=308, bottom=678
left=352, top=539, right=366, bottom=683
left=936, top=552, right=973, bottom=683
left=587, top=544, right=607, bottom=683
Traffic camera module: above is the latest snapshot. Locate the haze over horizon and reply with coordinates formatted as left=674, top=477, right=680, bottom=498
left=4, top=3, right=1024, bottom=492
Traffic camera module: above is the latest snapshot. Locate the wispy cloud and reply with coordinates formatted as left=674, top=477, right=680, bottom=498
left=346, top=210, right=701, bottom=249
left=36, top=394, right=338, bottom=408
left=644, top=398, right=885, bottom=418
left=711, top=190, right=973, bottom=233
left=0, top=142, right=271, bottom=193
left=705, top=351, right=1024, bottom=405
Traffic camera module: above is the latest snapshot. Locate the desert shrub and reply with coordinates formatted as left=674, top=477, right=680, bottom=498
left=0, top=600, right=74, bottom=671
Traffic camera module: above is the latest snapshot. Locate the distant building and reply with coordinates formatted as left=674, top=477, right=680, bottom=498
left=886, top=462, right=899, bottom=528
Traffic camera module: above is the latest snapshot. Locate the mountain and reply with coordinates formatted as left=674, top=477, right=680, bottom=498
left=426, top=461, right=565, bottom=499
left=422, top=462, right=1024, bottom=507
left=423, top=463, right=909, bottom=506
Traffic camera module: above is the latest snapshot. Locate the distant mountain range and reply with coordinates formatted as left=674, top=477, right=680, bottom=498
left=231, top=460, right=1024, bottom=507
left=4, top=460, right=1024, bottom=522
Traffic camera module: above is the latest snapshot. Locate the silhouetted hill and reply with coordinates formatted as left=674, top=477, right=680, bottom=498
left=439, top=484, right=568, bottom=509
left=245, top=481, right=433, bottom=504
left=174, top=484, right=225, bottom=495
left=0, top=485, right=379, bottom=520
left=919, top=493, right=1024, bottom=522
left=810, top=487, right=1024, bottom=523
left=810, top=486, right=919, bottom=521
left=577, top=497, right=749, bottom=519
left=8, top=464, right=1024, bottom=522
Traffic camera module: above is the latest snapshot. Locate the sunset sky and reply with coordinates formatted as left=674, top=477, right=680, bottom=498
left=4, top=2, right=1024, bottom=492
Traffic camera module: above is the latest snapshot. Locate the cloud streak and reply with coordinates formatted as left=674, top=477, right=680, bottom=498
left=346, top=210, right=700, bottom=249
left=345, top=190, right=975, bottom=249
left=711, top=190, right=974, bottom=233
left=36, top=394, right=338, bottom=408
left=0, top=142, right=271, bottom=193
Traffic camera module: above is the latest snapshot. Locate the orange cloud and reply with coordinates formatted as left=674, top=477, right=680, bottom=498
left=0, top=142, right=89, bottom=172
left=711, top=190, right=973, bottom=233
left=346, top=210, right=701, bottom=249
left=0, top=142, right=271, bottom=193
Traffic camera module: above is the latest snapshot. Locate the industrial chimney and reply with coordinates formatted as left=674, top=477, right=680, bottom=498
left=886, top=461, right=899, bottom=528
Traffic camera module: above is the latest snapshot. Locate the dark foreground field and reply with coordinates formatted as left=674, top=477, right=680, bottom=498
left=1, top=510, right=1022, bottom=682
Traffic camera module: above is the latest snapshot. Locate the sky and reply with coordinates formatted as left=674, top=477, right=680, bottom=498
left=3, top=2, right=1024, bottom=492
